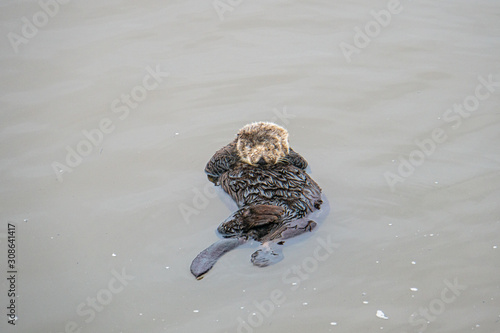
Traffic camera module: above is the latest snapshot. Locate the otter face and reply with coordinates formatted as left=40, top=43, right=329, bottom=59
left=236, top=122, right=290, bottom=167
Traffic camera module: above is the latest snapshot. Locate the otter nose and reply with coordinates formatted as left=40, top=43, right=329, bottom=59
left=257, top=157, right=266, bottom=166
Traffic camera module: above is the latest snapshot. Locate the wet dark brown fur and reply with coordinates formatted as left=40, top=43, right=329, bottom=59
left=190, top=122, right=323, bottom=279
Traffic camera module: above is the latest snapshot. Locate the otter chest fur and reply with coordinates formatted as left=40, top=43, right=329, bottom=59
left=220, top=163, right=322, bottom=221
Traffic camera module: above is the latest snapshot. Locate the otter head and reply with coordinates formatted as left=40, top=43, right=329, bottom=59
left=236, top=122, right=290, bottom=167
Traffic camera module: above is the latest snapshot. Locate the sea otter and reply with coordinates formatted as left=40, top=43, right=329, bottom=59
left=190, top=122, right=323, bottom=279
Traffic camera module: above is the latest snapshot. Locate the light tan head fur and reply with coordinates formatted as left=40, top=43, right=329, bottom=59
left=236, top=122, right=290, bottom=167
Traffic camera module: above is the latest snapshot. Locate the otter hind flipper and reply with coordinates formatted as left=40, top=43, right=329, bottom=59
left=190, top=238, right=243, bottom=280
left=251, top=242, right=284, bottom=267
left=251, top=218, right=318, bottom=268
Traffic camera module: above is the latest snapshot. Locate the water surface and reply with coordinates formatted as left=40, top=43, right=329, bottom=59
left=1, top=0, right=499, bottom=332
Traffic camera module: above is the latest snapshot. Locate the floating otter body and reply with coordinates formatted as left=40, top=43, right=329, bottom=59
left=190, top=122, right=323, bottom=279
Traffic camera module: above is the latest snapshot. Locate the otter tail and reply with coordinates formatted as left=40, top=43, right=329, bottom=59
left=190, top=238, right=244, bottom=279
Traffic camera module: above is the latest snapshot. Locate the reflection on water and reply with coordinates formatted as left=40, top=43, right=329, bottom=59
left=1, top=0, right=499, bottom=332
